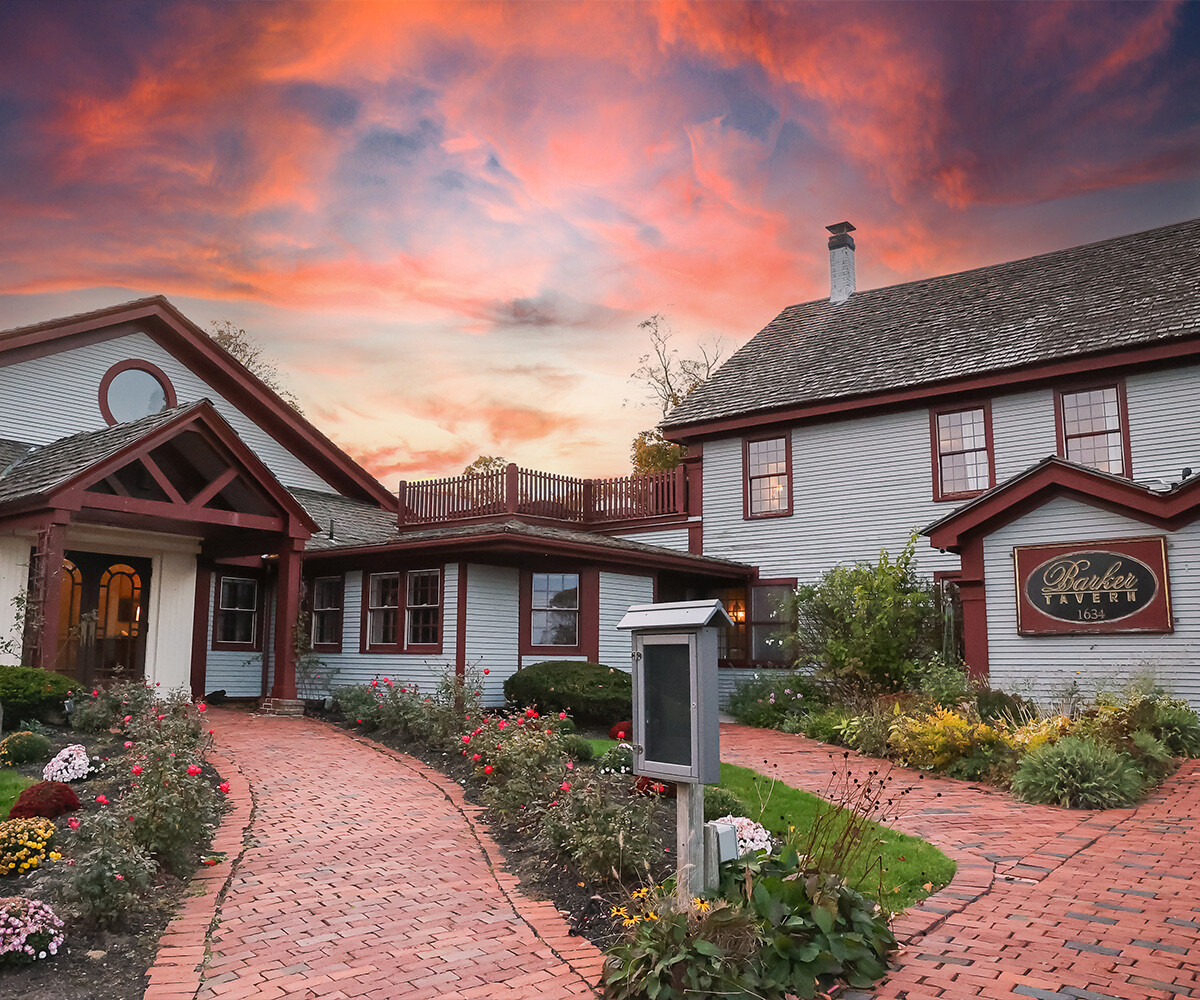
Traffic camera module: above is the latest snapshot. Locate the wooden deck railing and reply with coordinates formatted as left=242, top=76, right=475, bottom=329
left=397, top=464, right=686, bottom=526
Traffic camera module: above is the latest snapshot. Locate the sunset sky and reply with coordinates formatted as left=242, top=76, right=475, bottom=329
left=1, top=1, right=1197, bottom=484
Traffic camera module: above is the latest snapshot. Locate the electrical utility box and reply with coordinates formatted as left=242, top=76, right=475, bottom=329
left=616, top=599, right=732, bottom=784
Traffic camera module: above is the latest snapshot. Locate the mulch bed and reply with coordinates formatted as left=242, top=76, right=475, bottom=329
left=1, top=726, right=218, bottom=1000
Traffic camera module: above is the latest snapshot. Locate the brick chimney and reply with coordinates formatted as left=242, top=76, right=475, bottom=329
left=826, top=221, right=856, bottom=304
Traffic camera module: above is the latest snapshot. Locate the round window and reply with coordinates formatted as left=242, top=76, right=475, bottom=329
left=99, top=361, right=177, bottom=425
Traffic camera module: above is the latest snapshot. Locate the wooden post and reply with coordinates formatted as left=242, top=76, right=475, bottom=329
left=269, top=538, right=303, bottom=701
left=33, top=517, right=67, bottom=673
left=505, top=463, right=519, bottom=515
left=676, top=781, right=706, bottom=906
left=396, top=481, right=408, bottom=526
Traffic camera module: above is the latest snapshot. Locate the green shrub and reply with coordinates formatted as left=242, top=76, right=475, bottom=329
left=1011, top=736, right=1144, bottom=809
left=597, top=743, right=634, bottom=776
left=727, top=672, right=823, bottom=729
left=503, top=661, right=631, bottom=727
left=122, top=749, right=219, bottom=875
left=703, top=786, right=747, bottom=822
left=474, top=717, right=569, bottom=823
left=888, top=707, right=1006, bottom=772
left=0, top=731, right=52, bottom=767
left=1148, top=699, right=1200, bottom=757
left=784, top=535, right=939, bottom=691
left=847, top=708, right=896, bottom=758
left=332, top=683, right=383, bottom=729
left=1128, top=731, right=1175, bottom=783
left=799, top=706, right=855, bottom=745
left=975, top=686, right=1036, bottom=724
left=911, top=656, right=971, bottom=707
left=0, top=667, right=72, bottom=726
left=537, top=772, right=662, bottom=882
left=42, top=809, right=155, bottom=928
left=560, top=733, right=595, bottom=762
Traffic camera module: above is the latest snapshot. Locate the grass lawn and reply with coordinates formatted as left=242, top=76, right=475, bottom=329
left=585, top=737, right=954, bottom=911
left=0, top=771, right=36, bottom=816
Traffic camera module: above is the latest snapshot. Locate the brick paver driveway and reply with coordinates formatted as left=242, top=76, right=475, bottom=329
left=722, top=724, right=1200, bottom=1000
left=181, top=710, right=603, bottom=1000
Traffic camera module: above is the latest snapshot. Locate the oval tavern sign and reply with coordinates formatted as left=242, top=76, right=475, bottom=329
left=1013, top=537, right=1173, bottom=635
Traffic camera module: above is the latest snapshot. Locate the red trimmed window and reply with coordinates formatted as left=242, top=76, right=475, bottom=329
left=931, top=405, right=994, bottom=500
left=310, top=576, right=343, bottom=652
left=530, top=572, right=579, bottom=647
left=364, top=569, right=441, bottom=652
left=744, top=435, right=792, bottom=518
left=213, top=574, right=260, bottom=650
left=1056, top=384, right=1131, bottom=476
left=405, top=570, right=441, bottom=647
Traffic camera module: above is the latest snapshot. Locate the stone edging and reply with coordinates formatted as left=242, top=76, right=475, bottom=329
left=320, top=719, right=607, bottom=997
left=142, top=746, right=256, bottom=1000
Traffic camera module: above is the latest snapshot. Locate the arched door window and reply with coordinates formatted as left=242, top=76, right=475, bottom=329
left=56, top=560, right=83, bottom=671
left=98, top=564, right=142, bottom=641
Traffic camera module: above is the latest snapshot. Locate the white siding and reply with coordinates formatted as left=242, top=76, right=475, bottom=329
left=0, top=534, right=31, bottom=661
left=983, top=496, right=1200, bottom=711
left=464, top=564, right=520, bottom=705
left=320, top=565, right=459, bottom=697
left=598, top=571, right=653, bottom=671
left=702, top=411, right=961, bottom=582
left=0, top=331, right=334, bottom=492
left=603, top=526, right=692, bottom=552
left=204, top=574, right=263, bottom=699
left=1127, top=362, right=1200, bottom=484
left=990, top=388, right=1058, bottom=480
left=718, top=667, right=763, bottom=708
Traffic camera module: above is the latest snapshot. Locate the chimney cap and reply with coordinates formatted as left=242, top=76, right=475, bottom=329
left=826, top=221, right=856, bottom=236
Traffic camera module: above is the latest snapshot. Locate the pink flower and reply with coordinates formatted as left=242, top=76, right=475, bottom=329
left=187, top=765, right=202, bottom=776
left=208, top=729, right=215, bottom=735
left=560, top=782, right=571, bottom=791
left=124, top=741, right=133, bottom=748
left=617, top=731, right=626, bottom=739
left=384, top=678, right=392, bottom=685
left=114, top=874, right=124, bottom=881
left=157, top=714, right=164, bottom=721
left=91, top=689, right=98, bottom=696
left=558, top=712, right=567, bottom=720
left=371, top=680, right=378, bottom=687
left=96, top=795, right=108, bottom=805
left=123, top=715, right=132, bottom=723
left=472, top=753, right=481, bottom=761
left=131, top=766, right=143, bottom=776
left=356, top=719, right=363, bottom=724
left=483, top=765, right=493, bottom=774
left=68, top=817, right=80, bottom=830
left=196, top=703, right=207, bottom=712
left=219, top=781, right=230, bottom=793
left=461, top=735, right=470, bottom=744
left=525, top=708, right=536, bottom=718
left=566, top=761, right=574, bottom=769
left=483, top=668, right=490, bottom=675
left=498, top=721, right=507, bottom=730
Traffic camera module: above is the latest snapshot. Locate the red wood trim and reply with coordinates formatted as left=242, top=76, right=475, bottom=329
left=69, top=490, right=289, bottom=533
left=687, top=521, right=703, bottom=555
left=33, top=517, right=68, bottom=673
left=582, top=568, right=600, bottom=664
left=403, top=567, right=445, bottom=655
left=190, top=467, right=239, bottom=509
left=684, top=450, right=703, bottom=517
left=742, top=433, right=794, bottom=520
left=211, top=568, right=266, bottom=652
left=930, top=400, right=996, bottom=502
left=190, top=563, right=212, bottom=697
left=455, top=561, right=468, bottom=677
left=98, top=359, right=178, bottom=426
left=664, top=334, right=1200, bottom=444
left=103, top=474, right=131, bottom=497
left=270, top=540, right=303, bottom=700
left=1054, top=379, right=1134, bottom=479
left=139, top=453, right=186, bottom=506
left=519, top=568, right=587, bottom=657
left=308, top=574, right=343, bottom=655
left=958, top=540, right=988, bottom=681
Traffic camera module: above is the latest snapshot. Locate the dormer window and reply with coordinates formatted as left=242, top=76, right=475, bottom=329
left=99, top=360, right=177, bottom=425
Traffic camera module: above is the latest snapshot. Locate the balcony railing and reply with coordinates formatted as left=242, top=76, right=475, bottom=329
left=397, top=463, right=687, bottom=527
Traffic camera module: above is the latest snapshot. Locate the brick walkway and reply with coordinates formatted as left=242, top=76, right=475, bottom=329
left=176, top=709, right=603, bottom=1000
left=721, top=724, right=1200, bottom=1000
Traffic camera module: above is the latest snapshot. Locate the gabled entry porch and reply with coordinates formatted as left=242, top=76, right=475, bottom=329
left=0, top=401, right=317, bottom=710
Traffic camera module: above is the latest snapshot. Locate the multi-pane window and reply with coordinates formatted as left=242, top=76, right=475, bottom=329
left=1060, top=386, right=1125, bottom=474
left=746, top=437, right=790, bottom=516
left=531, top=573, right=579, bottom=646
left=750, top=584, right=792, bottom=662
left=368, top=573, right=400, bottom=646
left=218, top=577, right=257, bottom=644
left=935, top=407, right=992, bottom=497
left=406, top=570, right=440, bottom=646
left=311, top=576, right=342, bottom=647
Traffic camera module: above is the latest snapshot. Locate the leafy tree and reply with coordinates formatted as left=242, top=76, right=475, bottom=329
left=462, top=455, right=508, bottom=475
left=207, top=319, right=302, bottom=413
left=784, top=535, right=940, bottom=693
left=628, top=314, right=725, bottom=474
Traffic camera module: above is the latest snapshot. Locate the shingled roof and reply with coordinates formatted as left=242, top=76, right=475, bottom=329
left=662, top=217, right=1200, bottom=432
